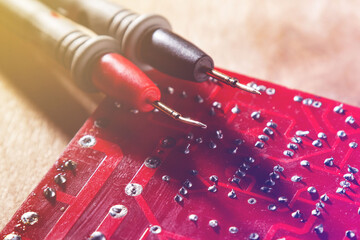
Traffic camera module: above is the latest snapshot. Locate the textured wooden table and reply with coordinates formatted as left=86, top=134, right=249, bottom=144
left=1, top=0, right=360, bottom=230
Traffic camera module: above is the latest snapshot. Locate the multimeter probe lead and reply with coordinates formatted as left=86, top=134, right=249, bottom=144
left=0, top=0, right=206, bottom=128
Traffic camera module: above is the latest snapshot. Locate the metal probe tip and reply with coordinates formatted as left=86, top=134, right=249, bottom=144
left=152, top=101, right=207, bottom=129
left=208, top=69, right=261, bottom=95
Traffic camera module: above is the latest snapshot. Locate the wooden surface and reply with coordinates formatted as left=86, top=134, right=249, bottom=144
left=1, top=0, right=360, bottom=230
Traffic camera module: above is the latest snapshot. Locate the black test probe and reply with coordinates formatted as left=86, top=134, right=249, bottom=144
left=40, top=0, right=260, bottom=95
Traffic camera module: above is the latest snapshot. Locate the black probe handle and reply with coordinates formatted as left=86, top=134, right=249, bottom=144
left=140, top=28, right=214, bottom=83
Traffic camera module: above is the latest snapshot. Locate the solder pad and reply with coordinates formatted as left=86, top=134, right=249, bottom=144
left=1, top=69, right=359, bottom=239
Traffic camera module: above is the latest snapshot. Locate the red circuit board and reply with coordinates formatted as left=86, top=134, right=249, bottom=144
left=1, top=69, right=360, bottom=240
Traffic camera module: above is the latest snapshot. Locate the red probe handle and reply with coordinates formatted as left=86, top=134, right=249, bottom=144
left=92, top=53, right=161, bottom=112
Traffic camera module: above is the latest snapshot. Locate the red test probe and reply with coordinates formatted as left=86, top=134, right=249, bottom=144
left=92, top=53, right=207, bottom=128
left=0, top=0, right=206, bottom=128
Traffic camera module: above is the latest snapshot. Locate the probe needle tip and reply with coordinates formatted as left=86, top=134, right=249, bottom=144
left=179, top=116, right=207, bottom=129
left=152, top=101, right=207, bottom=129
left=235, top=82, right=262, bottom=95
left=208, top=69, right=260, bottom=95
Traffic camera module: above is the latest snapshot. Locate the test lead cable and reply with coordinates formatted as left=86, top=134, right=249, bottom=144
left=0, top=0, right=206, bottom=129
left=39, top=0, right=261, bottom=95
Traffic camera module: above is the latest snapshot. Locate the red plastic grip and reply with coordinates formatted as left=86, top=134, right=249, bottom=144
left=91, top=53, right=161, bottom=112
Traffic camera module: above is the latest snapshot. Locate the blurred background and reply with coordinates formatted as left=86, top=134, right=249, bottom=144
left=1, top=0, right=360, bottom=229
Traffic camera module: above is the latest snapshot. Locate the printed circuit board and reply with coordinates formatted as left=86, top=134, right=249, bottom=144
left=1, top=69, right=360, bottom=239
